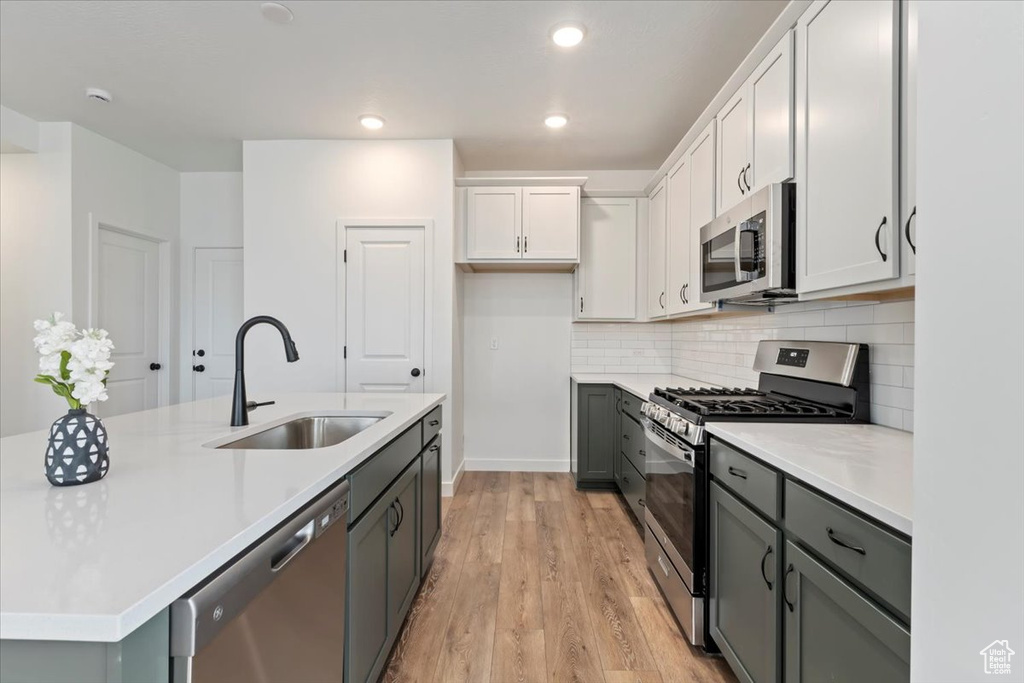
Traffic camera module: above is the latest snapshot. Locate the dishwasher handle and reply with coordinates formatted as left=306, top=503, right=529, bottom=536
left=170, top=479, right=350, bottom=657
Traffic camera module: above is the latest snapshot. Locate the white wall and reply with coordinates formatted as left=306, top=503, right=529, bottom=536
left=463, top=273, right=572, bottom=471
left=70, top=125, right=181, bottom=403
left=243, top=139, right=457, bottom=484
left=0, top=123, right=73, bottom=436
left=912, top=2, right=1024, bottom=679
left=178, top=172, right=243, bottom=400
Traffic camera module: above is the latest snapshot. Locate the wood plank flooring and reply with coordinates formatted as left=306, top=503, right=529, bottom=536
left=382, top=472, right=736, bottom=683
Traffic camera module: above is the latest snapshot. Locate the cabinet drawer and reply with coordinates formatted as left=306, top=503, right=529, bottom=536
left=348, top=424, right=421, bottom=523
left=620, top=453, right=646, bottom=522
left=621, top=414, right=646, bottom=478
left=422, top=405, right=442, bottom=447
left=784, top=480, right=911, bottom=621
left=710, top=438, right=780, bottom=521
left=620, top=391, right=644, bottom=424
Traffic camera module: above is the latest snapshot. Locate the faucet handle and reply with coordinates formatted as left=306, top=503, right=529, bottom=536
left=246, top=400, right=276, bottom=411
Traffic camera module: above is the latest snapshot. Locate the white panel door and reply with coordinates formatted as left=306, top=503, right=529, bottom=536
left=345, top=228, right=425, bottom=392
left=96, top=228, right=161, bottom=417
left=577, top=198, right=636, bottom=320
left=666, top=155, right=691, bottom=317
left=796, top=0, right=899, bottom=293
left=717, top=88, right=750, bottom=215
left=749, top=30, right=795, bottom=191
left=522, top=186, right=579, bottom=260
left=467, top=187, right=521, bottom=259
left=688, top=120, right=717, bottom=314
left=193, top=248, right=243, bottom=400
left=900, top=0, right=918, bottom=277
left=647, top=179, right=668, bottom=318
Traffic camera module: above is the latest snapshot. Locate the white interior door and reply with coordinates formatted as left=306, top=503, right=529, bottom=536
left=345, top=228, right=426, bottom=392
left=193, top=248, right=243, bottom=400
left=96, top=228, right=161, bottom=416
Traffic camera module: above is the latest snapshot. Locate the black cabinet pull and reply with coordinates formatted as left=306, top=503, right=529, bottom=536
left=737, top=168, right=745, bottom=195
left=524, top=236, right=528, bottom=253
left=516, top=235, right=520, bottom=253
left=429, top=444, right=440, bottom=453
left=623, top=476, right=630, bottom=485
left=639, top=449, right=646, bottom=457
left=743, top=163, right=752, bottom=191
left=395, top=498, right=404, bottom=531
left=429, top=420, right=439, bottom=426
left=905, top=206, right=917, bottom=254
left=149, top=362, right=162, bottom=371
left=580, top=296, right=584, bottom=313
left=874, top=217, right=888, bottom=262
left=727, top=466, right=747, bottom=480
left=683, top=283, right=688, bottom=304
left=638, top=498, right=645, bottom=507
left=388, top=503, right=398, bottom=537
left=760, top=545, right=774, bottom=590
left=623, top=433, right=630, bottom=441
left=826, top=527, right=867, bottom=555
left=658, top=292, right=665, bottom=309
left=679, top=285, right=685, bottom=303
left=783, top=563, right=795, bottom=612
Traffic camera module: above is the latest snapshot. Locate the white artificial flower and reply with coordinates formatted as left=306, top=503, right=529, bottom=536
left=71, top=377, right=108, bottom=405
left=33, top=314, right=115, bottom=407
left=33, top=312, right=77, bottom=359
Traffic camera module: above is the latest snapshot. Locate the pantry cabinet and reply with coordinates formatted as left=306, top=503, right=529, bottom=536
left=647, top=178, right=668, bottom=318
left=465, top=184, right=579, bottom=262
left=795, top=0, right=900, bottom=293
left=576, top=198, right=637, bottom=320
left=716, top=31, right=795, bottom=216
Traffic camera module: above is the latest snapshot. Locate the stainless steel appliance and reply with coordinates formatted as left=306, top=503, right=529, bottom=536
left=640, top=340, right=869, bottom=650
left=699, top=183, right=796, bottom=305
left=170, top=480, right=349, bottom=683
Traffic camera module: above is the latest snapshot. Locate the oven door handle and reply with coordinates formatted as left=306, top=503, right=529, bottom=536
left=641, top=417, right=695, bottom=466
left=733, top=219, right=760, bottom=282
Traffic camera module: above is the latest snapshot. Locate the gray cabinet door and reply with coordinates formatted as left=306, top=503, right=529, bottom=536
left=389, top=459, right=421, bottom=632
left=783, top=541, right=910, bottom=683
left=346, top=491, right=392, bottom=683
left=613, top=389, right=623, bottom=484
left=577, top=385, right=616, bottom=482
left=421, top=435, right=442, bottom=577
left=710, top=482, right=782, bottom=683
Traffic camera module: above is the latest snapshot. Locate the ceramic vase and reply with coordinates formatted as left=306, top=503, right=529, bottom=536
left=44, top=408, right=110, bottom=486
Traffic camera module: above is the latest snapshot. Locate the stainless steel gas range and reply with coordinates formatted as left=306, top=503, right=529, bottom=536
left=639, top=340, right=870, bottom=650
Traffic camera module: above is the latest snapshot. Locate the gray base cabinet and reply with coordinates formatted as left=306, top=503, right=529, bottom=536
left=710, top=482, right=782, bottom=683
left=783, top=541, right=910, bottom=683
left=421, top=435, right=442, bottom=576
left=388, top=462, right=421, bottom=631
left=576, top=385, right=617, bottom=485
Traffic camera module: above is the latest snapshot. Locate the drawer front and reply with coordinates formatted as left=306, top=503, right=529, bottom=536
left=621, top=414, right=646, bottom=478
left=784, top=480, right=911, bottom=621
left=422, top=405, right=442, bottom=447
left=620, top=391, right=644, bottom=424
left=348, top=423, right=422, bottom=523
left=710, top=439, right=780, bottom=521
left=620, top=453, right=646, bottom=521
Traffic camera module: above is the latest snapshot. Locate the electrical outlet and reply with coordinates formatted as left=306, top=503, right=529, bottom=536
left=490, top=338, right=499, bottom=350
left=631, top=349, right=644, bottom=357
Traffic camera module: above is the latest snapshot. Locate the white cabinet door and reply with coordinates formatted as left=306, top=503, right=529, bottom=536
left=577, top=198, right=637, bottom=320
left=900, top=0, right=918, bottom=277
left=796, top=0, right=899, bottom=293
left=467, top=187, right=521, bottom=259
left=716, top=87, right=750, bottom=215
left=749, top=30, right=795, bottom=192
left=666, top=156, right=691, bottom=317
left=522, top=186, right=579, bottom=260
left=647, top=178, right=668, bottom=318
left=687, top=121, right=717, bottom=314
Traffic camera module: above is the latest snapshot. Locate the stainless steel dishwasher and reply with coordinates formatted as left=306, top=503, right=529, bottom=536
left=170, top=480, right=349, bottom=683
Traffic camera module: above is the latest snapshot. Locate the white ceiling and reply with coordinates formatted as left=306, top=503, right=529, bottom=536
left=0, top=0, right=787, bottom=172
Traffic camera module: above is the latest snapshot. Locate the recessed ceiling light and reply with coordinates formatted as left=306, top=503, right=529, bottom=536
left=551, top=23, right=585, bottom=48
left=85, top=87, right=112, bottom=104
left=261, top=2, right=294, bottom=24
left=359, top=114, right=386, bottom=130
left=544, top=114, right=569, bottom=129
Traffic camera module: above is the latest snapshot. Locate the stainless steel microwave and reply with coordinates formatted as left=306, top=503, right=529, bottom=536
left=699, top=183, right=796, bottom=304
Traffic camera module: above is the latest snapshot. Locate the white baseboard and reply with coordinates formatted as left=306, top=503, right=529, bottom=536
left=464, top=458, right=570, bottom=473
left=442, top=459, right=465, bottom=497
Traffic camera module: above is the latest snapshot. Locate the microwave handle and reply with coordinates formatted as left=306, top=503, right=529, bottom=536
left=734, top=219, right=760, bottom=282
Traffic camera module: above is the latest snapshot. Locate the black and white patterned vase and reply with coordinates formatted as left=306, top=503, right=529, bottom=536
left=44, top=409, right=110, bottom=486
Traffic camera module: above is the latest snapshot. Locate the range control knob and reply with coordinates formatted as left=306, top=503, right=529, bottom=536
left=676, top=421, right=690, bottom=438
left=667, top=416, right=682, bottom=433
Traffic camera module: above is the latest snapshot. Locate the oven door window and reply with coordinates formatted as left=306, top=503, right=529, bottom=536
left=702, top=229, right=740, bottom=293
left=645, top=436, right=696, bottom=584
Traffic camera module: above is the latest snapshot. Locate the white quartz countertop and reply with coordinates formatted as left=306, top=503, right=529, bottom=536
left=0, top=392, right=445, bottom=643
left=571, top=373, right=715, bottom=399
left=706, top=422, right=913, bottom=536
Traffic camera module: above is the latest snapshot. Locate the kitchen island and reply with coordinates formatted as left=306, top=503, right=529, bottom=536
left=0, top=392, right=444, bottom=681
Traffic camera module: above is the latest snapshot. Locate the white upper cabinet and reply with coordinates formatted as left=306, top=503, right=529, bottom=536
left=467, top=187, right=521, bottom=259
left=686, top=121, right=717, bottom=314
left=716, top=31, right=795, bottom=216
left=796, top=0, right=899, bottom=294
left=465, top=184, right=579, bottom=262
left=576, top=198, right=637, bottom=320
left=900, top=0, right=918, bottom=278
left=666, top=155, right=692, bottom=317
left=522, top=187, right=580, bottom=260
left=647, top=178, right=668, bottom=318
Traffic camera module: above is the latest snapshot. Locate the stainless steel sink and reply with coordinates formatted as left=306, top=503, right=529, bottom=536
left=217, top=416, right=384, bottom=450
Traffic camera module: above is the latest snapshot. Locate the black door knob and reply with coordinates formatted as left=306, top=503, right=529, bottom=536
left=410, top=368, right=421, bottom=377
left=196, top=349, right=206, bottom=357
left=193, top=364, right=205, bottom=373
left=149, top=362, right=161, bottom=371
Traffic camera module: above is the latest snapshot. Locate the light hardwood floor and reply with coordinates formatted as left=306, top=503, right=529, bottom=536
left=382, top=472, right=736, bottom=683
